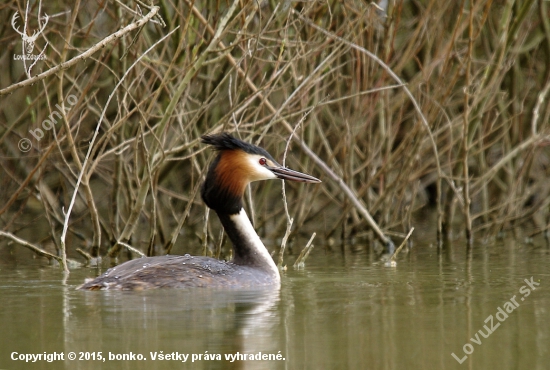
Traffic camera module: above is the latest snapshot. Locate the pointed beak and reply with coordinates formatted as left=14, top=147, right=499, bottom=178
left=268, top=165, right=321, bottom=183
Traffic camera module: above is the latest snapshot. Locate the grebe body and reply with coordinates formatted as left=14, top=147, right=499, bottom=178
left=78, top=133, right=320, bottom=290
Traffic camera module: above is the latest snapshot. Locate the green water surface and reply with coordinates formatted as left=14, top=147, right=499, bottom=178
left=0, top=238, right=548, bottom=369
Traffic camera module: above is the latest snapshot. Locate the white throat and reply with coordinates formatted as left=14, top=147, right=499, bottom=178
left=230, top=209, right=280, bottom=282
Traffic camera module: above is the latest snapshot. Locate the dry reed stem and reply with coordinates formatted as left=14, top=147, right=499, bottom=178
left=0, top=230, right=64, bottom=264
left=293, top=232, right=316, bottom=269
left=388, top=227, right=414, bottom=264
left=278, top=110, right=311, bottom=267
left=117, top=241, right=146, bottom=258
left=462, top=0, right=474, bottom=244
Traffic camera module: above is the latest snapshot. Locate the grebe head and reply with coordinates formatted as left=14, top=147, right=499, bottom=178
left=201, top=133, right=320, bottom=214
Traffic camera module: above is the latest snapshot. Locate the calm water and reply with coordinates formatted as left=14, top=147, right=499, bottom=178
left=1, top=238, right=549, bottom=370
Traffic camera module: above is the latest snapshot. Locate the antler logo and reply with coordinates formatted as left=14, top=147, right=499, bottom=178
left=12, top=11, right=49, bottom=55
left=11, top=2, right=49, bottom=76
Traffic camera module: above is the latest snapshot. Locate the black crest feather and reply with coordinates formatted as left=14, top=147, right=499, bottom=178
left=201, top=133, right=277, bottom=163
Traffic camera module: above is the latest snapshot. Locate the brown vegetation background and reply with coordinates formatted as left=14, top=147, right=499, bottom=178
left=1, top=0, right=549, bottom=269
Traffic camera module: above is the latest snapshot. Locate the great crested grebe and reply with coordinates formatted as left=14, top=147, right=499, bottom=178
left=78, top=133, right=321, bottom=290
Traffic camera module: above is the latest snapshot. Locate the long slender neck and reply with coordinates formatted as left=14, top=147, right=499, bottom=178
left=216, top=208, right=280, bottom=281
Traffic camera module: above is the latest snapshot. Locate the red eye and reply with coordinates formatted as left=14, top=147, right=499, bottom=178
left=259, top=158, right=267, bottom=165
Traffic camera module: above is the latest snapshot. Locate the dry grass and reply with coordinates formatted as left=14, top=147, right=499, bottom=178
left=1, top=0, right=549, bottom=269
